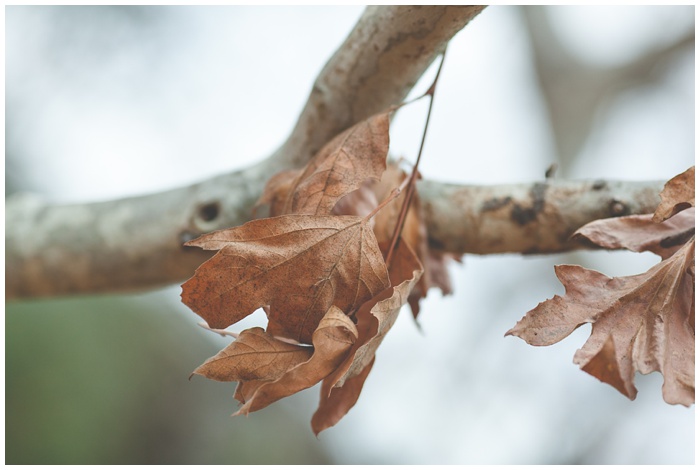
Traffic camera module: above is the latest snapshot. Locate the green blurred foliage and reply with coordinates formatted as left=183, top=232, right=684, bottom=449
left=6, top=293, right=332, bottom=464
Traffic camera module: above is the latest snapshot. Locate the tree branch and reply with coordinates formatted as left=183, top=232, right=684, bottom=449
left=419, top=178, right=662, bottom=255
left=6, top=175, right=663, bottom=299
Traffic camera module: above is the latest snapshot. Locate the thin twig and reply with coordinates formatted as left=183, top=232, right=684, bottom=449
left=385, top=50, right=448, bottom=267
left=365, top=173, right=412, bottom=222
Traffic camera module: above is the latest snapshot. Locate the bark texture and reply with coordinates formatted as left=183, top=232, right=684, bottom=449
left=6, top=177, right=663, bottom=299
left=420, top=179, right=663, bottom=255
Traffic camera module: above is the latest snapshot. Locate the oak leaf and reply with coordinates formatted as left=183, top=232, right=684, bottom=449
left=257, top=112, right=391, bottom=217
left=181, top=214, right=390, bottom=344
left=234, top=306, right=358, bottom=415
left=191, top=327, right=312, bottom=382
left=509, top=168, right=695, bottom=405
left=507, top=238, right=695, bottom=405
left=653, top=166, right=694, bottom=222
left=573, top=209, right=694, bottom=259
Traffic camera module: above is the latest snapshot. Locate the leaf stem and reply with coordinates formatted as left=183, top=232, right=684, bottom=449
left=385, top=50, right=447, bottom=267
left=198, top=322, right=240, bottom=338
left=365, top=174, right=412, bottom=221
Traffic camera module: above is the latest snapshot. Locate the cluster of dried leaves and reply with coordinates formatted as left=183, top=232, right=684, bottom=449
left=508, top=166, right=695, bottom=406
left=181, top=109, right=452, bottom=433
left=181, top=101, right=694, bottom=431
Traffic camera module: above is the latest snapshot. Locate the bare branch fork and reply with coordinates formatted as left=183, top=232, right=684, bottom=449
left=6, top=6, right=664, bottom=299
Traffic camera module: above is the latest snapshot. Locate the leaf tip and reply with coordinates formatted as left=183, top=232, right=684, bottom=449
left=232, top=408, right=248, bottom=418
left=576, top=336, right=638, bottom=401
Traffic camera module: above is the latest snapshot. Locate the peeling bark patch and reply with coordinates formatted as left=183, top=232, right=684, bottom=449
left=427, top=234, right=446, bottom=251
left=511, top=183, right=548, bottom=226
left=481, top=196, right=512, bottom=212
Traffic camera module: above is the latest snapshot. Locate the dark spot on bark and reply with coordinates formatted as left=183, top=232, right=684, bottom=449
left=592, top=180, right=607, bottom=190
left=511, top=183, right=548, bottom=225
left=481, top=196, right=512, bottom=212
left=608, top=199, right=629, bottom=217
left=427, top=235, right=446, bottom=251
left=511, top=205, right=537, bottom=225
left=545, top=163, right=557, bottom=179
left=198, top=201, right=220, bottom=222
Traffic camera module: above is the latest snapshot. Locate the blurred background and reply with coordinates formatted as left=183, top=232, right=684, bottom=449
left=5, top=5, right=695, bottom=464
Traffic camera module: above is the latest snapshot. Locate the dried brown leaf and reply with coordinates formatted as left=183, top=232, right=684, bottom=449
left=507, top=238, right=695, bottom=405
left=653, top=166, right=694, bottom=222
left=311, top=357, right=375, bottom=436
left=578, top=335, right=628, bottom=398
left=308, top=239, right=422, bottom=433
left=332, top=183, right=379, bottom=219
left=574, top=209, right=695, bottom=259
left=192, top=327, right=312, bottom=382
left=371, top=162, right=420, bottom=247
left=327, top=239, right=423, bottom=391
left=258, top=112, right=390, bottom=217
left=254, top=168, right=302, bottom=217
left=372, top=161, right=453, bottom=318
left=234, top=379, right=265, bottom=405
left=181, top=214, right=390, bottom=344
left=235, top=306, right=358, bottom=415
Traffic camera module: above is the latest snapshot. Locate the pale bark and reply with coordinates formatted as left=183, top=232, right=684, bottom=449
left=6, top=176, right=663, bottom=299
left=419, top=179, right=663, bottom=255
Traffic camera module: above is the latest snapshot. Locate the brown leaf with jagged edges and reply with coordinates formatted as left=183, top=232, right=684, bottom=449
left=191, top=327, right=312, bottom=382
left=310, top=239, right=423, bottom=433
left=653, top=166, right=694, bottom=222
left=181, top=214, right=389, bottom=344
left=256, top=112, right=390, bottom=217
left=507, top=238, right=695, bottom=405
left=234, top=306, right=357, bottom=415
left=574, top=209, right=695, bottom=259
